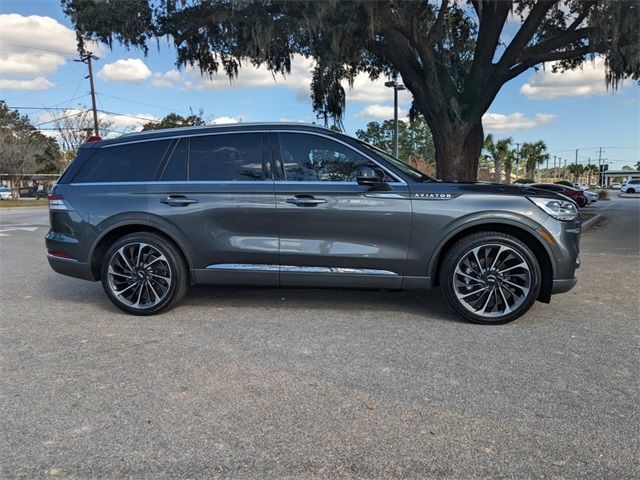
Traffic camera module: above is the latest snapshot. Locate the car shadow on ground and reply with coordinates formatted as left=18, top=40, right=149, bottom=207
left=37, top=272, right=462, bottom=324
left=183, top=284, right=460, bottom=321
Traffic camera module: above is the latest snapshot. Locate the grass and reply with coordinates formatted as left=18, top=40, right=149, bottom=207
left=0, top=199, right=49, bottom=208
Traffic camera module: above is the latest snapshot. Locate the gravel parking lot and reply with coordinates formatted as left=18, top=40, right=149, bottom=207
left=1, top=196, right=638, bottom=479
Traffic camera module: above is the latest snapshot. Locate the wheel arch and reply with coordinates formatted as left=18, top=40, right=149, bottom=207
left=429, top=220, right=555, bottom=303
left=89, top=220, right=193, bottom=281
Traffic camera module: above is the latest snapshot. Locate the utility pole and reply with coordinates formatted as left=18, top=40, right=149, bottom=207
left=545, top=156, right=549, bottom=182
left=75, top=52, right=100, bottom=137
left=384, top=80, right=406, bottom=157
left=553, top=155, right=557, bottom=181
left=515, top=143, right=521, bottom=179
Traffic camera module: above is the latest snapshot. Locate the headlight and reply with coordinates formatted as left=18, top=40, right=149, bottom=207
left=529, top=197, right=579, bottom=221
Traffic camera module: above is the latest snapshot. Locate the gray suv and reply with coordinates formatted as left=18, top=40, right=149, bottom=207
left=46, top=123, right=580, bottom=324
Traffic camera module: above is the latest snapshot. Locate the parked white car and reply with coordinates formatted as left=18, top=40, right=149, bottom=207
left=611, top=182, right=622, bottom=190
left=621, top=180, right=640, bottom=193
left=584, top=190, right=598, bottom=204
left=0, top=186, right=12, bottom=200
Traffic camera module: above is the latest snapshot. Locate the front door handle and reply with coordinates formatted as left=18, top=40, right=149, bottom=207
left=286, top=195, right=328, bottom=207
left=160, top=195, right=199, bottom=207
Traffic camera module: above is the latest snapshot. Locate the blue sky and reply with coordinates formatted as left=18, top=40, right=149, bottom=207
left=1, top=0, right=639, bottom=169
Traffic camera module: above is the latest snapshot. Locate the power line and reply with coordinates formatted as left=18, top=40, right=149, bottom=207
left=95, top=91, right=192, bottom=116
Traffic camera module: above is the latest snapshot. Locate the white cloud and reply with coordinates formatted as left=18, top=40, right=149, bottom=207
left=0, top=77, right=54, bottom=90
left=520, top=57, right=612, bottom=100
left=0, top=14, right=100, bottom=80
left=210, top=115, right=246, bottom=125
left=355, top=104, right=407, bottom=120
left=482, top=112, right=556, bottom=132
left=150, top=55, right=413, bottom=108
left=97, top=59, right=152, bottom=83
left=36, top=109, right=158, bottom=140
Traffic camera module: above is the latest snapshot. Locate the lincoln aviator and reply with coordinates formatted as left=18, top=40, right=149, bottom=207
left=46, top=123, right=580, bottom=324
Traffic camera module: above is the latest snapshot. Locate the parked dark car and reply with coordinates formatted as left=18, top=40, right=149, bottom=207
left=35, top=185, right=48, bottom=199
left=533, top=183, right=588, bottom=207
left=46, top=124, right=581, bottom=324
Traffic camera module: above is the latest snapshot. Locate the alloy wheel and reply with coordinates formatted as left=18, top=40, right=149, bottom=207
left=107, top=242, right=172, bottom=309
left=453, top=243, right=532, bottom=318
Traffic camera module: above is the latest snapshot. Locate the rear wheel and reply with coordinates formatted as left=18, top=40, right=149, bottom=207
left=101, top=232, right=189, bottom=315
left=576, top=196, right=587, bottom=208
left=440, top=232, right=541, bottom=324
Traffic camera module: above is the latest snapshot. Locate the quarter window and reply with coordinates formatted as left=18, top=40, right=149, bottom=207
left=279, top=133, right=384, bottom=182
left=73, top=140, right=171, bottom=183
left=189, top=134, right=264, bottom=181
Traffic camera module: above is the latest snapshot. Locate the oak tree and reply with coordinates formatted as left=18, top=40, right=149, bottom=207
left=62, top=0, right=639, bottom=180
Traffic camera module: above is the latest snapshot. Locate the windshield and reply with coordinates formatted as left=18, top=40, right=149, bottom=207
left=355, top=140, right=435, bottom=182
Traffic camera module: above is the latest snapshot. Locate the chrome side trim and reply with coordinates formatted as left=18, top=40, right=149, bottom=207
left=363, top=193, right=408, bottom=199
left=206, top=263, right=279, bottom=271
left=281, top=266, right=398, bottom=275
left=205, top=263, right=397, bottom=276
left=70, top=180, right=274, bottom=186
left=100, top=130, right=271, bottom=148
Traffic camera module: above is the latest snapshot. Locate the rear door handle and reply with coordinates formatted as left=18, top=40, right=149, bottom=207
left=160, top=195, right=199, bottom=207
left=286, top=196, right=328, bottom=207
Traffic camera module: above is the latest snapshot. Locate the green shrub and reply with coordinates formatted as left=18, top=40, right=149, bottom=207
left=597, top=189, right=609, bottom=200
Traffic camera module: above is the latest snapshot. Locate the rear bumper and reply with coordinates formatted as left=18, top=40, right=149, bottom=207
left=551, top=278, right=577, bottom=294
left=47, top=255, right=96, bottom=281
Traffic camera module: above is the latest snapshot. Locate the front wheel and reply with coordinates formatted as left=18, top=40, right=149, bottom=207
left=440, top=232, right=541, bottom=324
left=101, top=232, right=189, bottom=315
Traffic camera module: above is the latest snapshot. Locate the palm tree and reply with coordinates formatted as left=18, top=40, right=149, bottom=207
left=503, top=149, right=516, bottom=184
left=483, top=134, right=513, bottom=183
left=584, top=164, right=598, bottom=186
left=521, top=141, right=549, bottom=180
left=567, top=163, right=585, bottom=183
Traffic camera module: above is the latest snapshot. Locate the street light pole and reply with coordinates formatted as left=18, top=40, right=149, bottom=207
left=384, top=80, right=406, bottom=158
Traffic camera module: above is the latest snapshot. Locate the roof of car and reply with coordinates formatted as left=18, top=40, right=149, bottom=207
left=82, top=122, right=336, bottom=148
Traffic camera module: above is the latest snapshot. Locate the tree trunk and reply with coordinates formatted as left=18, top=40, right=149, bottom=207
left=430, top=121, right=484, bottom=181
left=525, top=167, right=535, bottom=180
left=504, top=165, right=512, bottom=184
left=493, top=158, right=502, bottom=184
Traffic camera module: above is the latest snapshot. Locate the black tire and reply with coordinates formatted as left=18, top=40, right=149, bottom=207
left=627, top=188, right=636, bottom=194
left=439, top=232, right=541, bottom=325
left=576, top=196, right=587, bottom=208
left=101, top=232, right=189, bottom=315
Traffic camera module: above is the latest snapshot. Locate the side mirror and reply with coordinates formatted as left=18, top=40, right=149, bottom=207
left=356, top=166, right=389, bottom=189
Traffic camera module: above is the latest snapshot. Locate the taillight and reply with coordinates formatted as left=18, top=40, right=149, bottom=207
left=85, top=135, right=101, bottom=143
left=48, top=193, right=68, bottom=211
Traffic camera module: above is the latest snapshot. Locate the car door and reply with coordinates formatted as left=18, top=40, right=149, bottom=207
left=147, top=131, right=279, bottom=285
left=272, top=131, right=413, bottom=288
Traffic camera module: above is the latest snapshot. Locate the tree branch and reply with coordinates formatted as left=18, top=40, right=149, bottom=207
left=497, top=0, right=558, bottom=71
left=427, top=0, right=449, bottom=41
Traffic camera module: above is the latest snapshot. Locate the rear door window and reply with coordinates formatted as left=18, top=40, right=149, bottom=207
left=160, top=139, right=188, bottom=181
left=189, top=133, right=265, bottom=181
left=73, top=140, right=171, bottom=183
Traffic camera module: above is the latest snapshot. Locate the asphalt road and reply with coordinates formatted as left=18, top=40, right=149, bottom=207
left=1, top=196, right=638, bottom=479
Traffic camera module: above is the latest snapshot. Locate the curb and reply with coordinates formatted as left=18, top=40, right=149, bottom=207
left=619, top=193, right=640, bottom=198
left=582, top=213, right=602, bottom=230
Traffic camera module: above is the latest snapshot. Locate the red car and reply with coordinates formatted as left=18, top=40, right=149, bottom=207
left=529, top=183, right=588, bottom=207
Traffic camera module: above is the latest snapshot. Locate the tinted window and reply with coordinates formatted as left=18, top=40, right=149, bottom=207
left=74, top=140, right=170, bottom=183
left=189, top=134, right=264, bottom=181
left=160, top=139, right=188, bottom=181
left=280, top=133, right=381, bottom=182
